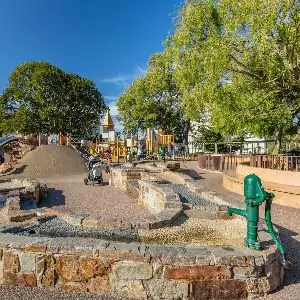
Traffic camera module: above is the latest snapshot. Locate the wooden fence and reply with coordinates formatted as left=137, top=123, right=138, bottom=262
left=198, top=154, right=250, bottom=172
left=250, top=155, right=300, bottom=172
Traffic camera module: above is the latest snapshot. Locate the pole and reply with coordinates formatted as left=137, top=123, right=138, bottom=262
left=117, top=135, right=120, bottom=163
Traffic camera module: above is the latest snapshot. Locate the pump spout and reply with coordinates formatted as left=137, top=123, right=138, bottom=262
left=227, top=207, right=247, bottom=218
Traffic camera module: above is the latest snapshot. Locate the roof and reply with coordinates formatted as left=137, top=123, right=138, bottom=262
left=102, top=110, right=114, bottom=128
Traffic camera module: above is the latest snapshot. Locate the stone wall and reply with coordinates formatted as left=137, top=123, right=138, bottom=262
left=109, top=169, right=142, bottom=191
left=0, top=179, right=47, bottom=223
left=138, top=180, right=182, bottom=214
left=0, top=234, right=284, bottom=299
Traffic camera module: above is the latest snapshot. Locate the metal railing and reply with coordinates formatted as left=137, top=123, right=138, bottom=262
left=198, top=154, right=250, bottom=172
left=250, top=155, right=300, bottom=172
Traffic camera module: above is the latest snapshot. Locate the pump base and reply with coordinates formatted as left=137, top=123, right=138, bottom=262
left=244, top=238, right=262, bottom=250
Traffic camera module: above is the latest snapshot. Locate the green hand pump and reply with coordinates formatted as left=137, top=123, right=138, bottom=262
left=227, top=174, right=290, bottom=269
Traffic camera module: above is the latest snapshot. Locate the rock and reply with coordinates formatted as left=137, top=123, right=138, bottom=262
left=17, top=273, right=37, bottom=287
left=19, top=253, right=36, bottom=273
left=62, top=281, right=88, bottom=292
left=25, top=244, right=47, bottom=253
left=88, top=276, right=110, bottom=294
left=110, top=278, right=147, bottom=300
left=112, top=261, right=152, bottom=280
left=36, top=255, right=56, bottom=288
left=56, top=255, right=82, bottom=282
left=0, top=260, right=3, bottom=284
left=80, top=257, right=106, bottom=279
left=3, top=251, right=20, bottom=273
left=192, top=279, right=248, bottom=299
left=146, top=278, right=189, bottom=300
left=164, top=265, right=231, bottom=280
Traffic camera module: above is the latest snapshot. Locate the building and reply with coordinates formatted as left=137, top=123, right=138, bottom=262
left=100, top=110, right=116, bottom=142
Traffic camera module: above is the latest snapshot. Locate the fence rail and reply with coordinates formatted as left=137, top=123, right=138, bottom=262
left=250, top=155, right=300, bottom=172
left=198, top=154, right=250, bottom=172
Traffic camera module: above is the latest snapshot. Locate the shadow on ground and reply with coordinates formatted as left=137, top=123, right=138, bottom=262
left=276, top=224, right=300, bottom=286
left=177, top=168, right=203, bottom=180
left=11, top=165, right=27, bottom=175
left=38, top=188, right=65, bottom=208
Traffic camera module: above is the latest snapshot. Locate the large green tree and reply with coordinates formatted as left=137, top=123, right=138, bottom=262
left=117, top=52, right=191, bottom=144
left=0, top=61, right=106, bottom=136
left=166, top=0, right=300, bottom=150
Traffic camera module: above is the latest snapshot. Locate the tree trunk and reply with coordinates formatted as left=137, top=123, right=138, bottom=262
left=182, top=119, right=191, bottom=154
left=272, top=129, right=283, bottom=154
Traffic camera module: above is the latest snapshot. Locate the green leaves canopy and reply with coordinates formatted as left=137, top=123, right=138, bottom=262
left=0, top=61, right=106, bottom=136
left=167, top=0, right=300, bottom=139
left=117, top=52, right=191, bottom=142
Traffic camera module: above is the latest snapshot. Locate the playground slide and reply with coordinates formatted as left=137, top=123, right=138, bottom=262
left=0, top=134, right=19, bottom=147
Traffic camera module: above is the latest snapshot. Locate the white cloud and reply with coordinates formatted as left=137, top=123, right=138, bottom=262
left=104, top=95, right=118, bottom=102
left=100, top=74, right=131, bottom=87
left=99, top=66, right=146, bottom=87
left=108, top=103, right=119, bottom=116
left=136, top=65, right=146, bottom=75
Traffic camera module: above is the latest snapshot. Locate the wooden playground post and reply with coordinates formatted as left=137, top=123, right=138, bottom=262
left=59, top=131, right=63, bottom=145
left=117, top=135, right=120, bottom=163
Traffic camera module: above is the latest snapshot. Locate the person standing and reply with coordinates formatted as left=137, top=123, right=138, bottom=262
left=106, top=146, right=112, bottom=164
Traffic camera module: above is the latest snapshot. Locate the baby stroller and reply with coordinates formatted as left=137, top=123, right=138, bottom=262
left=84, top=159, right=105, bottom=186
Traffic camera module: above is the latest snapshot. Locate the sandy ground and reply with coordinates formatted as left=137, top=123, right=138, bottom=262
left=39, top=173, right=154, bottom=220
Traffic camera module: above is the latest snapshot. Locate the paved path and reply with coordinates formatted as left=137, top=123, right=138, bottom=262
left=180, top=161, right=300, bottom=299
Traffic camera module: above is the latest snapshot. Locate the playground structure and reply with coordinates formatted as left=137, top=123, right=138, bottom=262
left=145, top=128, right=175, bottom=156
left=0, top=144, right=287, bottom=299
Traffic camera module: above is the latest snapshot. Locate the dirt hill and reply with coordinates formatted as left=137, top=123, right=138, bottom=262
left=16, top=145, right=87, bottom=179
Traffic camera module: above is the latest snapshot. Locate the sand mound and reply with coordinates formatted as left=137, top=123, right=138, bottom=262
left=17, top=145, right=87, bottom=179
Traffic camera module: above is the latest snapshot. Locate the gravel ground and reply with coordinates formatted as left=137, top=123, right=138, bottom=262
left=0, top=285, right=119, bottom=300
left=39, top=175, right=154, bottom=220
left=6, top=215, right=245, bottom=247
left=7, top=217, right=140, bottom=243
left=140, top=216, right=245, bottom=246
left=161, top=183, right=218, bottom=207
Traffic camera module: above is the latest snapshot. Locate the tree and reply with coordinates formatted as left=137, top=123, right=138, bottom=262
left=165, top=0, right=300, bottom=152
left=0, top=61, right=106, bottom=136
left=117, top=52, right=191, bottom=144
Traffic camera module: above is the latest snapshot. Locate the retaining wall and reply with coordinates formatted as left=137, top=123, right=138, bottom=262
left=0, top=233, right=283, bottom=299
left=223, top=168, right=300, bottom=208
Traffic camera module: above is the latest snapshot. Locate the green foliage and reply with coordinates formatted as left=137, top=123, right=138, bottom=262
left=117, top=52, right=191, bottom=143
left=0, top=61, right=106, bottom=136
left=166, top=0, right=300, bottom=141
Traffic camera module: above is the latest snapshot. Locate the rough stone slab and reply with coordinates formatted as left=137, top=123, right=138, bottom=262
left=192, top=279, right=248, bottom=299
left=110, top=278, right=147, bottom=299
left=16, top=272, right=37, bottom=287
left=0, top=260, right=3, bottom=284
left=164, top=265, right=231, bottom=280
left=146, top=278, right=189, bottom=300
left=19, top=253, right=36, bottom=273
left=112, top=261, right=152, bottom=280
left=61, top=214, right=84, bottom=227
left=131, top=217, right=150, bottom=229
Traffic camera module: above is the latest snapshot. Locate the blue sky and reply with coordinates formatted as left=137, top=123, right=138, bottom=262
left=0, top=0, right=182, bottom=130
